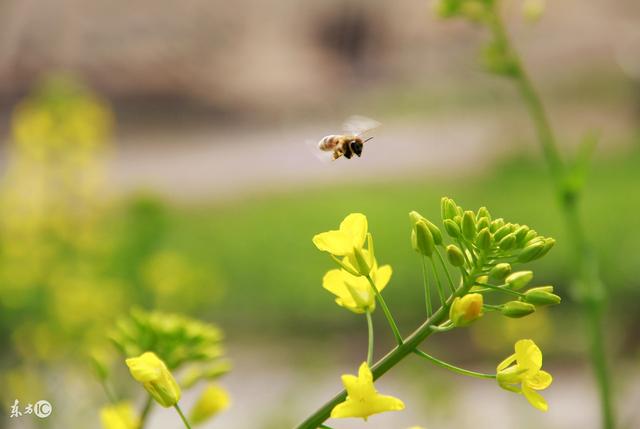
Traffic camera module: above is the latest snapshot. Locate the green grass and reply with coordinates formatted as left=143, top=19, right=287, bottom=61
left=141, top=147, right=640, bottom=333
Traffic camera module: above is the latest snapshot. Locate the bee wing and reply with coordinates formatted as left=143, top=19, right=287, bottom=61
left=342, top=115, right=381, bottom=137
left=305, top=139, right=335, bottom=163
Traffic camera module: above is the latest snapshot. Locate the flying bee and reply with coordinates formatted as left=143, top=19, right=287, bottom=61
left=316, top=116, right=380, bottom=160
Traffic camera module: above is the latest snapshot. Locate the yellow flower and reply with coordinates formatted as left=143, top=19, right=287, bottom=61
left=189, top=384, right=230, bottom=425
left=313, top=213, right=368, bottom=257
left=449, top=293, right=484, bottom=327
left=100, top=402, right=140, bottom=429
left=331, top=362, right=404, bottom=420
left=125, top=352, right=181, bottom=407
left=323, top=264, right=392, bottom=313
left=496, top=339, right=552, bottom=411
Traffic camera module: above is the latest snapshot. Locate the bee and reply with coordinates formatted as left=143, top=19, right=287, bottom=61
left=316, top=116, right=380, bottom=160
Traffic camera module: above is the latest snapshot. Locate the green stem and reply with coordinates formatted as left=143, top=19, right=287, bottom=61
left=174, top=404, right=193, bottom=429
left=365, top=275, right=403, bottom=345
left=475, top=281, right=524, bottom=297
left=420, top=256, right=433, bottom=317
left=414, top=349, right=496, bottom=379
left=429, top=257, right=446, bottom=305
left=100, top=380, right=118, bottom=405
left=319, top=425, right=336, bottom=429
left=435, top=248, right=457, bottom=294
left=366, top=310, right=374, bottom=366
left=295, top=270, right=479, bottom=429
left=138, top=396, right=154, bottom=429
left=487, top=10, right=615, bottom=429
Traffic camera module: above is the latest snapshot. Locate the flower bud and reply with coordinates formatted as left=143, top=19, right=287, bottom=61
left=501, top=301, right=536, bottom=318
left=441, top=197, right=458, bottom=221
left=462, top=210, right=477, bottom=240
left=517, top=241, right=545, bottom=262
left=476, top=227, right=492, bottom=250
left=514, top=225, right=530, bottom=245
left=409, top=211, right=443, bottom=245
left=353, top=246, right=372, bottom=276
left=489, top=263, right=512, bottom=281
left=443, top=219, right=461, bottom=238
left=523, top=287, right=561, bottom=306
left=536, top=238, right=555, bottom=258
left=494, top=224, right=513, bottom=241
left=498, top=233, right=517, bottom=250
left=505, top=271, right=533, bottom=289
left=449, top=293, right=484, bottom=327
left=412, top=221, right=435, bottom=257
left=490, top=218, right=505, bottom=232
left=476, top=216, right=491, bottom=231
left=523, top=229, right=538, bottom=244
left=190, top=384, right=231, bottom=425
left=477, top=206, right=491, bottom=221
left=446, top=244, right=465, bottom=267
left=126, top=352, right=181, bottom=407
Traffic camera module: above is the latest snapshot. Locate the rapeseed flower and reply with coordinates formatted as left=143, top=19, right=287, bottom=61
left=100, top=402, right=139, bottom=429
left=125, top=352, right=181, bottom=407
left=323, top=263, right=392, bottom=313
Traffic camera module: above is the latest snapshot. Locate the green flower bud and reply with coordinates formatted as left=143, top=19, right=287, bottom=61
left=523, top=229, right=538, bottom=243
left=410, top=211, right=444, bottom=246
left=498, top=233, right=517, bottom=250
left=449, top=294, right=484, bottom=327
left=506, top=271, right=533, bottom=289
left=536, top=238, right=555, bottom=258
left=441, top=197, right=458, bottom=221
left=476, top=227, right=492, bottom=250
left=494, top=224, right=513, bottom=241
left=514, top=225, right=530, bottom=245
left=443, top=219, right=461, bottom=238
left=490, top=218, right=505, bottom=232
left=489, top=263, right=512, bottom=281
left=446, top=244, right=465, bottom=267
left=501, top=301, right=536, bottom=318
left=517, top=241, right=545, bottom=262
left=523, top=287, right=561, bottom=306
left=462, top=210, right=477, bottom=240
left=353, top=246, right=372, bottom=276
left=477, top=206, right=491, bottom=220
left=412, top=221, right=435, bottom=257
left=476, top=216, right=491, bottom=231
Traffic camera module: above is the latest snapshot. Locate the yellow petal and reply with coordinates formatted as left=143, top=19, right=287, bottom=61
left=125, top=352, right=163, bottom=383
left=373, top=265, right=392, bottom=292
left=322, top=270, right=350, bottom=299
left=100, top=402, right=139, bottom=429
left=339, top=213, right=368, bottom=249
left=526, top=370, right=552, bottom=390
left=497, top=353, right=516, bottom=372
left=189, top=384, right=231, bottom=425
left=515, top=339, right=542, bottom=372
left=522, top=384, right=549, bottom=412
left=313, top=231, right=353, bottom=255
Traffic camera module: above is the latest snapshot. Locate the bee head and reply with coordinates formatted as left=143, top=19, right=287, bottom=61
left=350, top=140, right=364, bottom=157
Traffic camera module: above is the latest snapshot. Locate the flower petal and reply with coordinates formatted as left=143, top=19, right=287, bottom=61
left=515, top=339, right=542, bottom=372
left=373, top=265, right=392, bottom=292
left=522, top=384, right=549, bottom=412
left=340, top=213, right=368, bottom=249
left=497, top=353, right=516, bottom=372
left=527, top=370, right=552, bottom=390
left=313, top=231, right=353, bottom=255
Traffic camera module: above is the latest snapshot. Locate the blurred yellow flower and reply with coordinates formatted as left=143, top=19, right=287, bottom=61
left=100, top=402, right=140, bottom=429
left=126, top=352, right=181, bottom=407
left=497, top=339, right=552, bottom=411
left=322, top=264, right=392, bottom=313
left=313, top=213, right=368, bottom=256
left=189, top=384, right=231, bottom=425
left=331, top=362, right=404, bottom=420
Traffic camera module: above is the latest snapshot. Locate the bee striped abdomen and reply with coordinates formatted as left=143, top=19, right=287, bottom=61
left=318, top=135, right=342, bottom=151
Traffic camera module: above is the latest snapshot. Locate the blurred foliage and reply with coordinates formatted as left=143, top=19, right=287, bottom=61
left=0, top=77, right=225, bottom=413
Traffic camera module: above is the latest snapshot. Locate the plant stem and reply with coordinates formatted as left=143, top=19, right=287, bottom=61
left=420, top=256, right=433, bottom=316
left=138, top=396, right=154, bottom=429
left=487, top=11, right=615, bottom=429
left=435, top=248, right=457, bottom=294
left=429, top=257, right=446, bottom=305
left=366, top=275, right=403, bottom=345
left=295, top=270, right=478, bottom=429
left=174, top=404, right=193, bottom=429
left=366, top=310, right=374, bottom=366
left=100, top=380, right=118, bottom=404
left=475, top=281, right=524, bottom=297
left=414, top=349, right=496, bottom=379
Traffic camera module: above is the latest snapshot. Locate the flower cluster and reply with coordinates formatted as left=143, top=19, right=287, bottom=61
left=95, top=309, right=231, bottom=428
left=305, top=197, right=560, bottom=427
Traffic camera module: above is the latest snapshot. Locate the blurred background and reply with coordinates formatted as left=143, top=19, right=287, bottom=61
left=0, top=0, right=639, bottom=428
